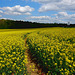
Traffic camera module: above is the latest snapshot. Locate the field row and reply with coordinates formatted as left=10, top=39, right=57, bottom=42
left=0, top=32, right=28, bottom=75
left=27, top=28, right=75, bottom=75
left=0, top=28, right=75, bottom=75
left=0, top=28, right=43, bottom=75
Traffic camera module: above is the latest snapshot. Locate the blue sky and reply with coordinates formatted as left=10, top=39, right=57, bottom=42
left=0, top=0, right=75, bottom=23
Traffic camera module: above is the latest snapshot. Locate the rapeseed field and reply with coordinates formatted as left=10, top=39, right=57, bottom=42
left=0, top=28, right=75, bottom=75
left=27, top=28, right=75, bottom=75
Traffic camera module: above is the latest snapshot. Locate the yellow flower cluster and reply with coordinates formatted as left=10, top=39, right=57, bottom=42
left=27, top=28, right=75, bottom=75
left=0, top=31, right=28, bottom=75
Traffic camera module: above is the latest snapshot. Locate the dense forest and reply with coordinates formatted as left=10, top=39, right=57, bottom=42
left=0, top=19, right=75, bottom=29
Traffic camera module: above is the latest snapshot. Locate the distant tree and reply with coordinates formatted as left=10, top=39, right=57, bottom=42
left=0, top=19, right=74, bottom=29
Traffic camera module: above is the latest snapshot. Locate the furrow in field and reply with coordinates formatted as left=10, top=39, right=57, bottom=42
left=26, top=31, right=75, bottom=75
left=25, top=38, right=46, bottom=75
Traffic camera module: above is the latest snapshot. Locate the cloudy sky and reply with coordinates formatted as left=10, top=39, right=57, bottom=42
left=0, top=0, right=75, bottom=23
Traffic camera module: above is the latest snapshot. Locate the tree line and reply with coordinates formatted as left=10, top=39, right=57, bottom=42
left=0, top=19, right=75, bottom=29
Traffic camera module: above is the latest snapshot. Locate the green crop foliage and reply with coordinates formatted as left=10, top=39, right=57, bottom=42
left=0, top=31, right=29, bottom=75
left=27, top=28, right=75, bottom=75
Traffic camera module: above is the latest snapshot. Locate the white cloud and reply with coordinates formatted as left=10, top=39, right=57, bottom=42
left=56, top=12, right=75, bottom=18
left=24, top=12, right=31, bottom=15
left=58, top=12, right=68, bottom=16
left=30, top=16, right=51, bottom=19
left=54, top=12, right=75, bottom=23
left=4, top=12, right=22, bottom=15
left=0, top=15, right=2, bottom=17
left=26, top=12, right=75, bottom=23
left=0, top=5, right=34, bottom=15
left=32, top=0, right=60, bottom=3
left=32, top=0, right=75, bottom=12
left=0, top=10, right=3, bottom=13
left=39, top=4, right=59, bottom=12
left=26, top=16, right=66, bottom=23
left=55, top=12, right=68, bottom=18
left=0, top=18, right=12, bottom=20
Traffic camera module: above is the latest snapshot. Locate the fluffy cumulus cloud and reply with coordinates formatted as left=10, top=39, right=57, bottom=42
left=26, top=16, right=66, bottom=23
left=32, top=0, right=75, bottom=12
left=56, top=12, right=75, bottom=18
left=39, top=4, right=59, bottom=12
left=0, top=15, right=2, bottom=17
left=0, top=10, right=3, bottom=13
left=54, top=12, right=75, bottom=23
left=0, top=5, right=34, bottom=15
left=55, top=12, right=68, bottom=18
left=26, top=11, right=75, bottom=23
left=31, top=0, right=75, bottom=23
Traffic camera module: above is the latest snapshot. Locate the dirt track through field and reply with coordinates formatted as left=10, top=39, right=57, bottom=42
left=25, top=38, right=46, bottom=75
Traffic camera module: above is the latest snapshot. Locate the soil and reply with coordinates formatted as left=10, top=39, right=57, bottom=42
left=25, top=38, right=46, bottom=75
